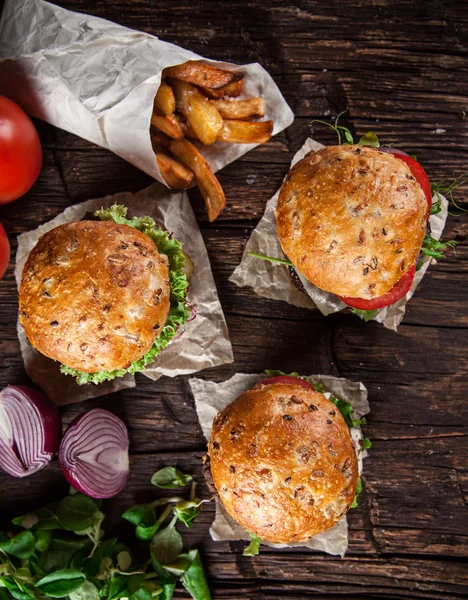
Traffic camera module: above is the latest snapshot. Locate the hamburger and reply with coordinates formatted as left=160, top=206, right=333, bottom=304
left=18, top=205, right=191, bottom=384
left=208, top=372, right=369, bottom=553
left=250, top=130, right=456, bottom=320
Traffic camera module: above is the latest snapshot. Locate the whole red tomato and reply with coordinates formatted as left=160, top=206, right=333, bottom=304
left=0, top=96, right=42, bottom=204
left=0, top=224, right=10, bottom=281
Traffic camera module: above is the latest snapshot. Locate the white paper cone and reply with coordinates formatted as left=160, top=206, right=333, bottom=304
left=0, top=0, right=294, bottom=184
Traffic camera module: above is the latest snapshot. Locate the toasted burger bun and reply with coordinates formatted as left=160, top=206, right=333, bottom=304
left=209, top=381, right=359, bottom=543
left=276, top=145, right=427, bottom=299
left=19, top=220, right=170, bottom=373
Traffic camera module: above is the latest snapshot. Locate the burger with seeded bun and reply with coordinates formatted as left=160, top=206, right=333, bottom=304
left=249, top=128, right=457, bottom=319
left=277, top=145, right=428, bottom=301
left=208, top=374, right=365, bottom=546
left=18, top=205, right=191, bottom=385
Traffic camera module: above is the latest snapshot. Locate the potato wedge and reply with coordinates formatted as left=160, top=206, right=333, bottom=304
left=210, top=97, right=265, bottom=120
left=156, top=152, right=194, bottom=189
left=164, top=60, right=243, bottom=90
left=201, top=79, right=244, bottom=99
left=154, top=81, right=175, bottom=115
left=217, top=119, right=274, bottom=144
left=151, top=110, right=185, bottom=139
left=169, top=79, right=223, bottom=145
left=151, top=130, right=171, bottom=150
left=169, top=138, right=225, bottom=222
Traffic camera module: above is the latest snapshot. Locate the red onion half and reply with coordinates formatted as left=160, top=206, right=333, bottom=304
left=59, top=409, right=129, bottom=499
left=0, top=385, right=61, bottom=478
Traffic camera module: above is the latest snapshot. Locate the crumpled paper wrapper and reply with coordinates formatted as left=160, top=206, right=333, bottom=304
left=230, top=138, right=449, bottom=330
left=0, top=0, right=294, bottom=185
left=15, top=183, right=234, bottom=405
left=189, top=372, right=370, bottom=557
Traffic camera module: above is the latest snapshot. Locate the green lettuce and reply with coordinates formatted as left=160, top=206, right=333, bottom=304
left=60, top=205, right=190, bottom=385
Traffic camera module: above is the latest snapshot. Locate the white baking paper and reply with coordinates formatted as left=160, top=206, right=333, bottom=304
left=230, top=138, right=449, bottom=330
left=189, top=372, right=370, bottom=557
left=15, top=183, right=234, bottom=405
left=0, top=0, right=294, bottom=186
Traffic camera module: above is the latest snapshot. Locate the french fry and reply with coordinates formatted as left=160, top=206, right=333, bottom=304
left=151, top=130, right=171, bottom=149
left=150, top=110, right=185, bottom=139
left=164, top=60, right=243, bottom=90
left=156, top=152, right=194, bottom=189
left=169, top=79, right=223, bottom=145
left=210, top=97, right=265, bottom=120
left=201, top=79, right=244, bottom=99
left=217, top=119, right=274, bottom=144
left=169, top=138, right=225, bottom=222
left=154, top=81, right=175, bottom=115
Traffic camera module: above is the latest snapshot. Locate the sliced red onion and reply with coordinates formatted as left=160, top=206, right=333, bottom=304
left=185, top=300, right=197, bottom=322
left=59, top=409, right=129, bottom=499
left=379, top=146, right=410, bottom=158
left=0, top=385, right=61, bottom=478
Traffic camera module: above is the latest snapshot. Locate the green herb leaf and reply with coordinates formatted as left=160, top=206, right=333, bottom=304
left=0, top=531, right=36, bottom=559
left=351, top=478, right=364, bottom=509
left=173, top=499, right=204, bottom=528
left=151, top=467, right=193, bottom=489
left=263, top=369, right=300, bottom=378
left=247, top=252, right=293, bottom=266
left=359, top=132, right=380, bottom=147
left=106, top=574, right=129, bottom=600
left=12, top=505, right=62, bottom=531
left=179, top=550, right=211, bottom=600
left=135, top=523, right=161, bottom=542
left=150, top=521, right=183, bottom=565
left=243, top=533, right=261, bottom=557
left=34, top=569, right=85, bottom=598
left=69, top=580, right=100, bottom=600
left=420, top=234, right=457, bottom=261
left=350, top=308, right=378, bottom=321
left=83, top=538, right=117, bottom=579
left=311, top=108, right=354, bottom=146
left=33, top=530, right=52, bottom=553
left=60, top=205, right=190, bottom=385
left=361, top=437, right=372, bottom=450
left=55, top=495, right=99, bottom=532
left=122, top=505, right=155, bottom=528
left=131, top=588, right=153, bottom=600
left=0, top=577, right=35, bottom=600
left=150, top=555, right=176, bottom=600
left=431, top=174, right=468, bottom=215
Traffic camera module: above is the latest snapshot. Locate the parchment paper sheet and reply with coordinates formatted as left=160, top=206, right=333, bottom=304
left=230, top=138, right=449, bottom=330
left=15, top=183, right=234, bottom=405
left=189, top=373, right=370, bottom=557
left=0, top=0, right=294, bottom=184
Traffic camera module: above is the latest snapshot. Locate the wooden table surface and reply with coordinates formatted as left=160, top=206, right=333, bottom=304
left=1, top=1, right=467, bottom=598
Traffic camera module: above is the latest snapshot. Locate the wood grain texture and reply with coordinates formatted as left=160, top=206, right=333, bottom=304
left=0, top=0, right=467, bottom=598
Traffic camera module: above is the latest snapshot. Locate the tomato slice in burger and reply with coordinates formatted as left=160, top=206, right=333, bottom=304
left=381, top=148, right=432, bottom=215
left=261, top=375, right=314, bottom=390
left=339, top=265, right=416, bottom=310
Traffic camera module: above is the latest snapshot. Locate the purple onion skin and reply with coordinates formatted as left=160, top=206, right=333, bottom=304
left=59, top=408, right=129, bottom=499
left=14, top=386, right=61, bottom=455
left=0, top=385, right=61, bottom=478
left=379, top=146, right=410, bottom=158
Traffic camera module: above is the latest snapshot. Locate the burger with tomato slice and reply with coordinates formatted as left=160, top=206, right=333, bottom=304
left=18, top=205, right=191, bottom=385
left=208, top=371, right=369, bottom=554
left=249, top=127, right=456, bottom=320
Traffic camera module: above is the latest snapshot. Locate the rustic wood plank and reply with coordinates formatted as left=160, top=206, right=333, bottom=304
left=1, top=0, right=467, bottom=598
